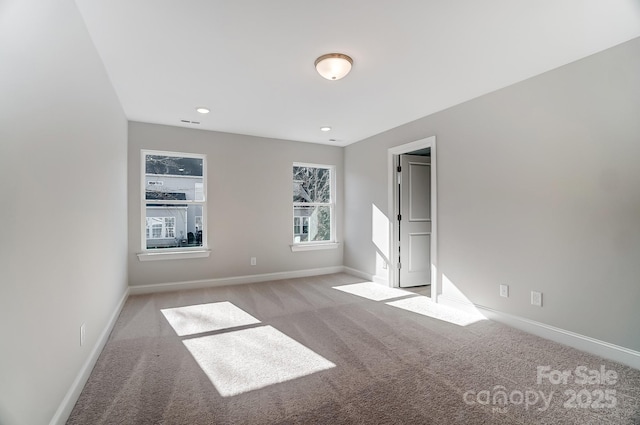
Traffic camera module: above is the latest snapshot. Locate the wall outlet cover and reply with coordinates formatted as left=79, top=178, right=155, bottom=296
left=80, top=323, right=86, bottom=346
left=531, top=291, right=542, bottom=307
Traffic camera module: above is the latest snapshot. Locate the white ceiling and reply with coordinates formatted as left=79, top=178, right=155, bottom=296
left=75, top=0, right=640, bottom=146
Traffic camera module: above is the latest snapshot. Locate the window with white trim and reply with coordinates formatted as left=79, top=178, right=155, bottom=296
left=292, top=163, right=334, bottom=244
left=142, top=150, right=207, bottom=251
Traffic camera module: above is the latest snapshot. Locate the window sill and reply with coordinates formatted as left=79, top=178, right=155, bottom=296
left=137, top=249, right=211, bottom=262
left=290, top=242, right=340, bottom=252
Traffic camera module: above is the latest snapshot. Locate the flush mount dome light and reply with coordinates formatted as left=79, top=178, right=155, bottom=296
left=196, top=107, right=210, bottom=114
left=320, top=126, right=332, bottom=132
left=315, top=53, right=353, bottom=80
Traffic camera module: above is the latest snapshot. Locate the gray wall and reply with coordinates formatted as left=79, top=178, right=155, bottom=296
left=0, top=0, right=128, bottom=424
left=128, top=122, right=343, bottom=286
left=344, top=38, right=640, bottom=351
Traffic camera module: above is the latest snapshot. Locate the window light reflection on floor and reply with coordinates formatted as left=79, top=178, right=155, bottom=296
left=161, top=301, right=261, bottom=336
left=161, top=301, right=335, bottom=397
left=333, top=282, right=485, bottom=326
left=386, top=295, right=486, bottom=326
left=332, top=282, right=413, bottom=301
left=183, top=325, right=336, bottom=397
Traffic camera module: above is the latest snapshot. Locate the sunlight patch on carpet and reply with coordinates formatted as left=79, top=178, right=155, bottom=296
left=386, top=295, right=486, bottom=326
left=183, top=325, right=336, bottom=397
left=161, top=302, right=261, bottom=336
left=332, top=282, right=413, bottom=301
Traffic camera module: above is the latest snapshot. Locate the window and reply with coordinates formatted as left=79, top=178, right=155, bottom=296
left=142, top=150, right=207, bottom=252
left=152, top=224, right=163, bottom=238
left=165, top=217, right=176, bottom=238
left=293, top=216, right=310, bottom=241
left=145, top=217, right=177, bottom=239
left=292, top=163, right=335, bottom=244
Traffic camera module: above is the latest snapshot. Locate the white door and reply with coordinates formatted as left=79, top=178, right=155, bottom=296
left=399, top=154, right=431, bottom=288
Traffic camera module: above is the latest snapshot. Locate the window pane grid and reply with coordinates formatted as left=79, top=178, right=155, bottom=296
left=292, top=163, right=334, bottom=245
left=142, top=150, right=207, bottom=251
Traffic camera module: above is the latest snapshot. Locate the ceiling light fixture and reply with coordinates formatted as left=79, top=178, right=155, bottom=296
left=320, top=126, right=332, bottom=132
left=314, top=53, right=353, bottom=80
left=196, top=107, right=210, bottom=114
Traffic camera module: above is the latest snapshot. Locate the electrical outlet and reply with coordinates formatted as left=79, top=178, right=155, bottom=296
left=250, top=257, right=257, bottom=266
left=531, top=291, right=542, bottom=307
left=80, top=323, right=86, bottom=347
left=499, top=284, right=509, bottom=298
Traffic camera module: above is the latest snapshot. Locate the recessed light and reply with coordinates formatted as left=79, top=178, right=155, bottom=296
left=320, top=126, right=331, bottom=132
left=196, top=107, right=210, bottom=114
left=329, top=139, right=337, bottom=142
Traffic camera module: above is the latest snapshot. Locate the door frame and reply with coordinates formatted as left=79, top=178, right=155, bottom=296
left=387, top=136, right=438, bottom=300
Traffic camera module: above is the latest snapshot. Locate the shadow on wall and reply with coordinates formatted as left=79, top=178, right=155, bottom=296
left=441, top=273, right=486, bottom=318
left=370, top=202, right=480, bottom=315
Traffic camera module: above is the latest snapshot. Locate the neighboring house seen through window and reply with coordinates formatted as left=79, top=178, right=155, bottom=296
left=143, top=150, right=207, bottom=251
left=292, top=163, right=334, bottom=244
left=145, top=217, right=175, bottom=239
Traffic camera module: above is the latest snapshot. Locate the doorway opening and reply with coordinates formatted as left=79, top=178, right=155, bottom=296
left=387, top=137, right=438, bottom=301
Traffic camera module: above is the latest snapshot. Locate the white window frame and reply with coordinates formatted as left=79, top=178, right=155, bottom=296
left=291, top=162, right=338, bottom=251
left=138, top=149, right=210, bottom=261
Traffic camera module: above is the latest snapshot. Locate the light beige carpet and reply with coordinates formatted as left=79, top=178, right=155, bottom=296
left=68, top=273, right=640, bottom=424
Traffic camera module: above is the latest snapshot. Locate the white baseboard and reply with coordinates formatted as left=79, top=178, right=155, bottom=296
left=51, top=268, right=638, bottom=425
left=438, top=294, right=640, bottom=371
left=342, top=266, right=389, bottom=285
left=50, top=266, right=344, bottom=424
left=342, top=266, right=372, bottom=281
left=129, top=266, right=345, bottom=295
left=49, top=288, right=129, bottom=425
left=372, top=275, right=389, bottom=285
